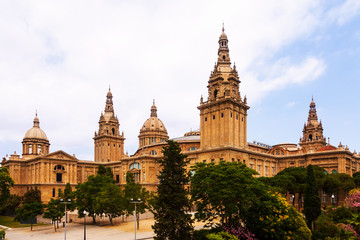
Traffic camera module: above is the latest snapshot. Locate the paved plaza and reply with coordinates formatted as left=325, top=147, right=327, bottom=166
left=4, top=221, right=155, bottom=240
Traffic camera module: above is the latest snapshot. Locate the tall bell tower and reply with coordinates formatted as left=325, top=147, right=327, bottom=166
left=94, top=88, right=125, bottom=162
left=299, top=97, right=326, bottom=152
left=198, top=26, right=250, bottom=149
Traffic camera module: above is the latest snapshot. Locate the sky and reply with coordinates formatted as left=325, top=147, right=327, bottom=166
left=1, top=0, right=360, bottom=161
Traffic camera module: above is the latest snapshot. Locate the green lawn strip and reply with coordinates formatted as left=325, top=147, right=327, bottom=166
left=0, top=215, right=48, bottom=228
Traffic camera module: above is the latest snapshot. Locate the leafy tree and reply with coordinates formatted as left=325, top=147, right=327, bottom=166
left=94, top=183, right=124, bottom=225
left=191, top=161, right=311, bottom=240
left=333, top=173, right=356, bottom=194
left=97, top=165, right=114, bottom=178
left=0, top=167, right=15, bottom=212
left=206, top=231, right=238, bottom=240
left=353, top=172, right=360, bottom=187
left=15, top=202, right=43, bottom=231
left=123, top=172, right=149, bottom=229
left=43, top=198, right=65, bottom=232
left=152, top=140, right=194, bottom=240
left=23, top=188, right=41, bottom=203
left=322, top=174, right=341, bottom=201
left=304, top=165, right=321, bottom=230
left=58, top=183, right=75, bottom=211
left=191, top=161, right=261, bottom=227
left=75, top=165, right=116, bottom=224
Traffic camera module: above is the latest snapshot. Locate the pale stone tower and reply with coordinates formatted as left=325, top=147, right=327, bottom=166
left=299, top=98, right=326, bottom=152
left=22, top=113, right=50, bottom=159
left=198, top=26, right=250, bottom=149
left=94, top=88, right=125, bottom=162
left=138, top=100, right=169, bottom=148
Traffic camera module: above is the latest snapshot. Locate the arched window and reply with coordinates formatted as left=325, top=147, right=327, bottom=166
left=332, top=170, right=337, bottom=174
left=324, top=170, right=328, bottom=175
left=112, top=128, right=115, bottom=135
left=129, top=162, right=141, bottom=170
left=309, top=134, right=313, bottom=141
left=54, top=165, right=65, bottom=171
left=214, top=89, right=218, bottom=99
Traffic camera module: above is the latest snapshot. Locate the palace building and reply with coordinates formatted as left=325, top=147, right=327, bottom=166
left=2, top=27, right=360, bottom=203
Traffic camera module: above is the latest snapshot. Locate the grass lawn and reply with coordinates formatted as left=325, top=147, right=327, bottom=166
left=0, top=215, right=47, bottom=228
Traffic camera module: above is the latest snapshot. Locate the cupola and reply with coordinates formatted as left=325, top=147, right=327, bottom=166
left=138, top=100, right=169, bottom=148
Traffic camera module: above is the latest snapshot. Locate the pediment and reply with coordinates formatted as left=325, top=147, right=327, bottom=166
left=43, top=150, right=78, bottom=161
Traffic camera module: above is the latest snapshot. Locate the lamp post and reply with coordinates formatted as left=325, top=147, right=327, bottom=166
left=331, top=194, right=335, bottom=205
left=83, top=210, right=87, bottom=240
left=60, top=198, right=71, bottom=240
left=130, top=198, right=141, bottom=240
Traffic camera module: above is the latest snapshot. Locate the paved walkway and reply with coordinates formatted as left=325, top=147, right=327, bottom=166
left=5, top=223, right=154, bottom=240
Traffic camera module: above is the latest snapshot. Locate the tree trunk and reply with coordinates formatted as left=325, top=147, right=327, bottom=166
left=92, top=215, right=96, bottom=224
left=54, top=221, right=56, bottom=232
left=109, top=216, right=113, bottom=225
left=31, top=223, right=33, bottom=231
left=137, top=213, right=140, bottom=230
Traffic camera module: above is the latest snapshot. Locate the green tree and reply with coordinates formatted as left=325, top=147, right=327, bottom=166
left=191, top=161, right=260, bottom=227
left=43, top=198, right=65, bottom=232
left=15, top=202, right=43, bottom=231
left=75, top=165, right=116, bottom=224
left=58, top=183, right=75, bottom=211
left=23, top=188, right=41, bottom=203
left=0, top=167, right=15, bottom=212
left=123, top=172, right=149, bottom=229
left=304, top=165, right=321, bottom=230
left=191, top=161, right=311, bottom=240
left=152, top=140, right=194, bottom=240
left=94, top=183, right=124, bottom=225
left=353, top=172, right=360, bottom=187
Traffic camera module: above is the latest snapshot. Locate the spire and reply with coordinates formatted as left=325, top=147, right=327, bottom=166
left=33, top=111, right=40, bottom=128
left=217, top=24, right=230, bottom=65
left=307, top=97, right=318, bottom=122
left=151, top=99, right=157, bottom=117
left=105, top=88, right=114, bottom=113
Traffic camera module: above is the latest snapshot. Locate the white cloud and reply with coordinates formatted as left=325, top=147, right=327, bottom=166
left=0, top=1, right=359, bottom=159
left=243, top=57, right=326, bottom=104
left=327, top=0, right=360, bottom=26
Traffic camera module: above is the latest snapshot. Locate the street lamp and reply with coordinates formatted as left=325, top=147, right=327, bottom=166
left=60, top=198, right=71, bottom=240
left=331, top=194, right=335, bottom=204
left=130, top=198, right=141, bottom=240
left=83, top=210, right=87, bottom=240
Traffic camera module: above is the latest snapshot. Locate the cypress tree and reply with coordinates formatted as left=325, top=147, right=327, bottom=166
left=303, top=164, right=321, bottom=230
left=152, top=140, right=194, bottom=240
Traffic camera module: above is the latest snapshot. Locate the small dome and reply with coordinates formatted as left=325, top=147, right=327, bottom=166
left=24, top=114, right=48, bottom=140
left=141, top=117, right=167, bottom=133
left=139, top=100, right=168, bottom=135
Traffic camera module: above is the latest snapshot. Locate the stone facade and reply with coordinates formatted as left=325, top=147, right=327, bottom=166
left=2, top=27, right=360, bottom=203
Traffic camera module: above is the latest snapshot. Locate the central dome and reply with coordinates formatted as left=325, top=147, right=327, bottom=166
left=24, top=114, right=48, bottom=140
left=138, top=100, right=169, bottom=148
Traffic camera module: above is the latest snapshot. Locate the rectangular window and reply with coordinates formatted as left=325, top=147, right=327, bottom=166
left=322, top=196, right=327, bottom=203
left=56, top=173, right=62, bottom=182
left=258, top=165, right=262, bottom=173
left=265, top=166, right=268, bottom=173
left=143, top=172, right=146, bottom=181
left=116, top=175, right=120, bottom=183
left=52, top=188, right=55, bottom=197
